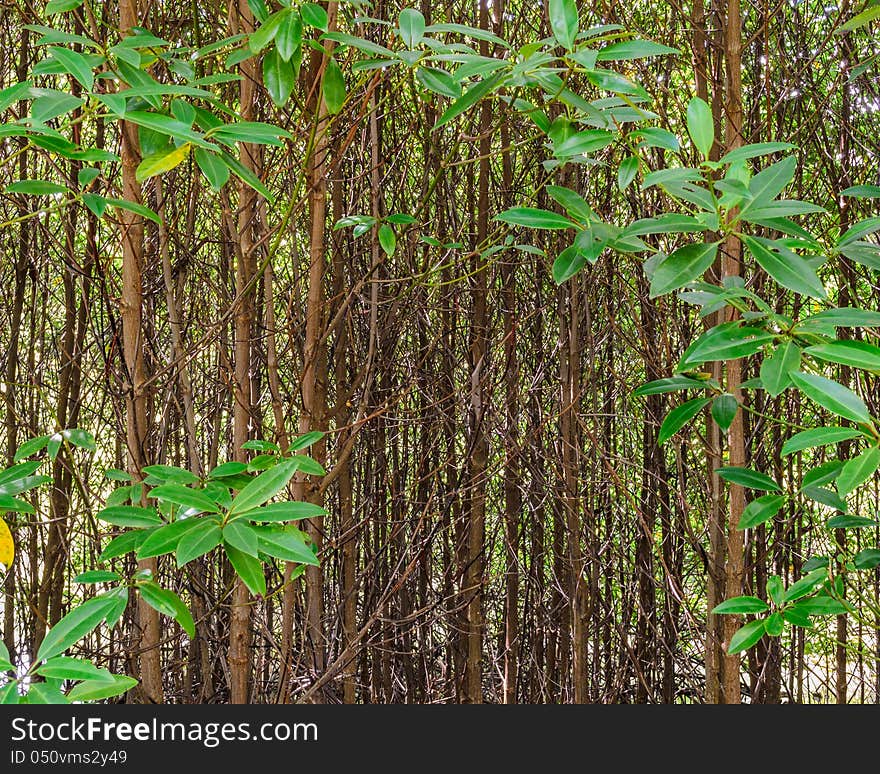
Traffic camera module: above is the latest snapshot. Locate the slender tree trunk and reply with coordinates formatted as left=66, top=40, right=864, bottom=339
left=720, top=0, right=745, bottom=704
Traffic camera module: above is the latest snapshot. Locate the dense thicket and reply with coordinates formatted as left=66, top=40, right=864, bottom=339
left=1, top=0, right=879, bottom=703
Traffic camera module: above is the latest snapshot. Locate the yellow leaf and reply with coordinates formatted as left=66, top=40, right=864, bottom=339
left=0, top=518, right=13, bottom=567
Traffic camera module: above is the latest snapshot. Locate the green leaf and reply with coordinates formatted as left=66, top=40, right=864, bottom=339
left=554, top=130, right=615, bottom=157
left=633, top=376, right=708, bottom=396
left=73, top=571, right=121, bottom=584
left=781, top=426, right=862, bottom=456
left=13, top=435, right=50, bottom=462
left=276, top=13, right=302, bottom=61
left=737, top=494, right=785, bottom=529
left=96, top=506, right=161, bottom=528
left=711, top=394, right=738, bottom=431
left=716, top=142, right=796, bottom=165
left=48, top=46, right=94, bottom=91
left=46, top=0, right=84, bottom=13
left=727, top=619, right=766, bottom=654
left=658, top=397, right=711, bottom=446
left=176, top=519, right=222, bottom=566
left=300, top=2, right=328, bottom=30
left=686, top=97, right=713, bottom=157
left=67, top=675, right=137, bottom=702
left=826, top=514, right=877, bottom=529
left=789, top=371, right=871, bottom=425
left=263, top=47, right=295, bottom=107
left=839, top=3, right=880, bottom=32
left=841, top=184, right=880, bottom=199
left=137, top=517, right=205, bottom=559
left=292, top=454, right=325, bottom=475
left=150, top=484, right=220, bottom=514
left=742, top=236, right=825, bottom=300
left=649, top=242, right=718, bottom=298
left=142, top=464, right=200, bottom=484
left=254, top=524, right=318, bottom=564
left=617, top=155, right=639, bottom=192
left=717, top=466, right=781, bottom=492
left=764, top=612, right=784, bottom=637
left=6, top=180, right=69, bottom=195
left=138, top=581, right=195, bottom=638
left=63, top=428, right=95, bottom=449
left=322, top=57, right=345, bottom=114
left=712, top=596, right=769, bottom=614
left=800, top=308, right=880, bottom=329
left=677, top=322, right=775, bottom=371
left=434, top=74, right=502, bottom=130
left=194, top=148, right=230, bottom=190
left=223, top=520, right=260, bottom=557
left=793, top=596, right=848, bottom=615
left=760, top=341, right=801, bottom=397
left=37, top=596, right=116, bottom=661
left=99, top=529, right=152, bottom=562
left=548, top=0, right=578, bottom=50
left=123, top=111, right=210, bottom=148
left=837, top=447, right=880, bottom=497
left=27, top=683, right=69, bottom=704
left=807, top=340, right=880, bottom=372
left=495, top=207, right=574, bottom=230
left=399, top=8, right=426, bottom=48
left=229, top=459, right=298, bottom=515
left=596, top=39, right=677, bottom=61
left=784, top=568, right=828, bottom=603
left=552, top=245, right=585, bottom=284
left=239, top=501, right=325, bottom=522
left=135, top=143, right=190, bottom=182
left=768, top=576, right=785, bottom=606
left=35, top=656, right=112, bottom=682
left=378, top=223, right=397, bottom=256
left=416, top=67, right=461, bottom=99
left=290, top=431, right=323, bottom=451
left=225, top=544, right=267, bottom=596
left=249, top=9, right=287, bottom=52
left=853, top=549, right=880, bottom=569
left=102, top=197, right=162, bottom=224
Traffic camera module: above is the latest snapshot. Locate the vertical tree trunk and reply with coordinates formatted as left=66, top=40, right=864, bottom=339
left=119, top=0, right=162, bottom=704
left=228, top=0, right=261, bottom=705
left=720, top=0, right=745, bottom=704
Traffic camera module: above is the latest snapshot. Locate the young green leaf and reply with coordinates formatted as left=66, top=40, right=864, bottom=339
left=649, top=242, right=718, bottom=297
left=150, top=484, right=220, bottom=514
left=742, top=235, right=825, bottom=300
left=781, top=426, right=862, bottom=456
left=399, top=8, right=426, bottom=48
left=225, top=544, right=267, bottom=596
left=67, top=675, right=138, bottom=702
left=176, top=520, right=223, bottom=566
left=806, top=340, right=880, bottom=372
left=136, top=518, right=205, bottom=559
left=658, top=397, right=711, bottom=445
left=223, top=520, right=260, bottom=557
left=712, top=596, right=769, bottom=614
left=737, top=494, right=785, bottom=529
left=322, top=57, right=345, bottom=114
left=727, top=619, right=766, bottom=654
left=760, top=341, right=801, bottom=397
left=37, top=596, right=117, bottom=661
left=254, top=525, right=318, bottom=564
left=263, top=47, right=295, bottom=107
left=789, top=371, right=871, bottom=425
left=229, top=459, right=298, bottom=515
left=548, top=0, right=579, bottom=50
left=837, top=447, right=880, bottom=497
left=716, top=466, right=781, bottom=492
left=686, top=97, right=714, bottom=158
left=96, top=506, right=162, bottom=528
left=495, top=207, right=574, bottom=230
left=711, top=393, right=738, bottom=432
